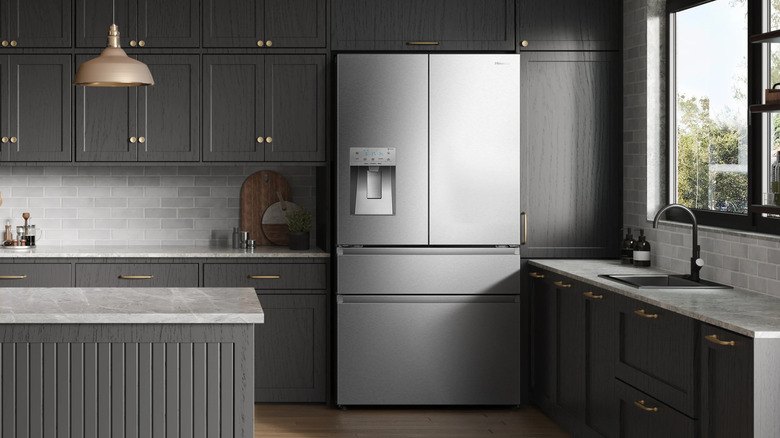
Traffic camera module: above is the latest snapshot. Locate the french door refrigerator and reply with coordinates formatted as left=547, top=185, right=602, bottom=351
left=336, top=54, right=521, bottom=406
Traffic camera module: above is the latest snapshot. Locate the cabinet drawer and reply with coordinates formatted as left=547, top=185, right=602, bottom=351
left=0, top=264, right=71, bottom=287
left=616, top=380, right=695, bottom=438
left=615, top=295, right=696, bottom=417
left=203, top=263, right=326, bottom=290
left=75, top=264, right=198, bottom=287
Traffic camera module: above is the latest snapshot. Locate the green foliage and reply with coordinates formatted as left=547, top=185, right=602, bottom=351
left=285, top=206, right=312, bottom=232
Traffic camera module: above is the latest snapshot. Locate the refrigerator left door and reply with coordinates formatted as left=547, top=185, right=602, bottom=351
left=336, top=54, right=430, bottom=245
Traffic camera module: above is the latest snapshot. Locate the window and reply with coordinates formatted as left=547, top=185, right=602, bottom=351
left=669, top=0, right=780, bottom=232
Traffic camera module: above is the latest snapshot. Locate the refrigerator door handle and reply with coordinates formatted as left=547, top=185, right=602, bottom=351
left=337, top=247, right=520, bottom=256
left=338, top=295, right=520, bottom=304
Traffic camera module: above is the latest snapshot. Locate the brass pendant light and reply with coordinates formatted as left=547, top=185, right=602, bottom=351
left=73, top=1, right=154, bottom=87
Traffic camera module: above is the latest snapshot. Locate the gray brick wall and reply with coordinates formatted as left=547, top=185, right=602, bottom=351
left=623, top=0, right=780, bottom=297
left=0, top=166, right=317, bottom=248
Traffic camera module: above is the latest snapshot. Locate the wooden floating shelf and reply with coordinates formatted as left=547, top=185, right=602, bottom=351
left=749, top=204, right=780, bottom=215
left=750, top=29, right=780, bottom=44
left=749, top=103, right=780, bottom=113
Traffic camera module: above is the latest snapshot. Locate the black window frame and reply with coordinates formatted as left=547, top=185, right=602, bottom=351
left=666, top=0, right=779, bottom=233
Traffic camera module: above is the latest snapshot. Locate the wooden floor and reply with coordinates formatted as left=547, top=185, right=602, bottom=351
left=254, top=404, right=571, bottom=438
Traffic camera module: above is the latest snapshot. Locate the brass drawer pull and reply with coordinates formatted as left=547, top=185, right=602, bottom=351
left=119, top=275, right=154, bottom=279
left=521, top=211, right=527, bottom=245
left=406, top=41, right=440, bottom=45
left=553, top=281, right=572, bottom=288
left=705, top=334, right=735, bottom=346
left=634, top=400, right=658, bottom=412
left=0, top=275, right=27, bottom=279
left=583, top=291, right=603, bottom=299
left=528, top=272, right=544, bottom=279
left=249, top=275, right=281, bottom=279
left=634, top=309, right=658, bottom=319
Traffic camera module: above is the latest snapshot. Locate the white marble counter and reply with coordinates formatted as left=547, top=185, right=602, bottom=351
left=0, top=245, right=329, bottom=258
left=529, top=259, right=780, bottom=338
left=0, top=287, right=264, bottom=324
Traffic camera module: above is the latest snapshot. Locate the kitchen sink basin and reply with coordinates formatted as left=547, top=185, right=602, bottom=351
left=598, top=274, right=732, bottom=289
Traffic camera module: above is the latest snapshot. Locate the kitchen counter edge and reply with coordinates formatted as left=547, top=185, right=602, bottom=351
left=0, top=245, right=330, bottom=259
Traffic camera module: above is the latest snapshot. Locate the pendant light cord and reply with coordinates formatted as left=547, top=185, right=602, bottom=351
left=112, top=0, right=115, bottom=24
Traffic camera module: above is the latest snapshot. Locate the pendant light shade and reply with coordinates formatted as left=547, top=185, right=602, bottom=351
left=73, top=24, right=154, bottom=87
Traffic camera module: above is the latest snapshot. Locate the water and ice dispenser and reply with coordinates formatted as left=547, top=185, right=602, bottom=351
left=350, top=147, right=396, bottom=215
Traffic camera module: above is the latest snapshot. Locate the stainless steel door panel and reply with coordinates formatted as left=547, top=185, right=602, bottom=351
left=337, top=295, right=521, bottom=405
left=429, top=55, right=521, bottom=245
left=336, top=55, right=429, bottom=245
left=337, top=247, right=520, bottom=295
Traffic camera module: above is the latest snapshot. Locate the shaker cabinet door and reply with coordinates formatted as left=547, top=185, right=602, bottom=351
left=10, top=0, right=72, bottom=47
left=202, top=55, right=265, bottom=162
left=202, top=0, right=263, bottom=47
left=9, top=55, right=71, bottom=162
left=136, top=0, right=199, bottom=47
left=76, top=0, right=134, bottom=47
left=264, top=55, right=326, bottom=162
left=518, top=0, right=621, bottom=51
left=137, top=55, right=200, bottom=162
left=265, top=0, right=326, bottom=48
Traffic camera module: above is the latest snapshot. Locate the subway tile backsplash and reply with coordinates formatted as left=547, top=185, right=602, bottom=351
left=0, top=166, right=316, bottom=247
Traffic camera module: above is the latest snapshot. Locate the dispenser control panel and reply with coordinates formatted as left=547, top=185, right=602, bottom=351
left=350, top=148, right=396, bottom=166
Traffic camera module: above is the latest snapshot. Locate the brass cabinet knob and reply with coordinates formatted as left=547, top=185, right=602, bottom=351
left=9, top=137, right=16, bottom=144
left=1, top=137, right=7, bottom=144
left=266, top=40, right=273, bottom=47
left=130, top=40, right=137, bottom=47
left=9, top=40, right=16, bottom=47
left=138, top=40, right=145, bottom=47
left=256, top=40, right=264, bottom=47
left=521, top=40, right=529, bottom=47
left=129, top=137, right=137, bottom=143
left=266, top=136, right=272, bottom=143
left=1, top=41, right=7, bottom=47
left=138, top=137, right=146, bottom=143
left=256, top=137, right=264, bottom=143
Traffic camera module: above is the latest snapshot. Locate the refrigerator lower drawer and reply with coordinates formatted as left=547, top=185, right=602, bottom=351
left=337, top=295, right=521, bottom=405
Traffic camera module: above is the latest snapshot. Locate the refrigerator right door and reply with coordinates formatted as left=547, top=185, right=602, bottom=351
left=429, top=55, right=521, bottom=245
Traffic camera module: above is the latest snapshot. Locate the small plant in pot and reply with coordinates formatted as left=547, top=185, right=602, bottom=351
left=285, top=206, right=312, bottom=250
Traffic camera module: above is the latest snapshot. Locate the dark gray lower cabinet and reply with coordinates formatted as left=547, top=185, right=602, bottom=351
left=700, top=324, right=753, bottom=438
left=530, top=271, right=556, bottom=408
left=75, top=263, right=199, bottom=287
left=616, top=380, right=695, bottom=438
left=254, top=293, right=326, bottom=402
left=0, top=263, right=71, bottom=287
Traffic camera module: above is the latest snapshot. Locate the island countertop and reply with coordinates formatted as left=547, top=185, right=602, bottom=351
left=0, top=287, right=264, bottom=324
left=0, top=245, right=329, bottom=258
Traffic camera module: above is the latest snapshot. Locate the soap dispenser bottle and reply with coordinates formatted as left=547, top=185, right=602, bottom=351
left=621, top=228, right=635, bottom=265
left=633, top=229, right=651, bottom=267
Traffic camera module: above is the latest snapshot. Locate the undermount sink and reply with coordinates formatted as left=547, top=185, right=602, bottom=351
left=598, top=274, right=732, bottom=289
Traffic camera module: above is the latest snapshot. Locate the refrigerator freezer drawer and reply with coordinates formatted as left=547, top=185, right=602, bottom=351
left=337, top=247, right=521, bottom=295
left=337, top=295, right=521, bottom=405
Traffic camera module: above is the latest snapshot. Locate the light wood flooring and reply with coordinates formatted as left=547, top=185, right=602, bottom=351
left=254, top=404, right=571, bottom=438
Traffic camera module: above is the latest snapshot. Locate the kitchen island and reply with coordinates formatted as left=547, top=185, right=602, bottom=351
left=0, top=287, right=263, bottom=438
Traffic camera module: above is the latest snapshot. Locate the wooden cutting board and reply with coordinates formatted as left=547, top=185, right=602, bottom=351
left=261, top=191, right=299, bottom=246
left=240, top=171, right=292, bottom=246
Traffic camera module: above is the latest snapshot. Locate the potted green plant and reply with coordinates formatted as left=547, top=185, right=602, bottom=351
left=285, top=206, right=312, bottom=250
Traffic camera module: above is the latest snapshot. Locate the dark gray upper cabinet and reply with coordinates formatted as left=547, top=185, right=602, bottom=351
left=530, top=271, right=557, bottom=408
left=264, top=55, right=326, bottom=162
left=2, top=55, right=72, bottom=162
left=2, top=0, right=72, bottom=47
left=520, top=51, right=621, bottom=258
left=331, top=0, right=515, bottom=51
left=77, top=0, right=199, bottom=48
left=202, top=55, right=265, bottom=162
left=137, top=55, right=200, bottom=161
left=700, top=324, right=753, bottom=438
left=203, top=0, right=325, bottom=48
left=76, top=54, right=198, bottom=162
left=518, top=0, right=620, bottom=51
left=203, top=55, right=326, bottom=162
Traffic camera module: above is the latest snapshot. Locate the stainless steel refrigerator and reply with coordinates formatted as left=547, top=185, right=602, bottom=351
left=336, top=54, right=521, bottom=406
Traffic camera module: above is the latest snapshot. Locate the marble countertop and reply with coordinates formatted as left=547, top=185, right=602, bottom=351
left=0, top=287, right=264, bottom=324
left=529, top=259, right=780, bottom=339
left=0, top=245, right=329, bottom=258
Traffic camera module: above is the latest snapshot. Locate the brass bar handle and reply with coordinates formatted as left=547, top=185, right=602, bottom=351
left=248, top=275, right=281, bottom=279
left=406, top=41, right=440, bottom=45
left=0, top=275, right=27, bottom=279
left=521, top=211, right=527, bottom=245
left=119, top=275, right=154, bottom=279
left=705, top=334, right=735, bottom=346
left=553, top=281, right=572, bottom=288
left=528, top=272, right=545, bottom=279
left=583, top=291, right=604, bottom=300
left=634, top=309, right=658, bottom=319
left=634, top=400, right=658, bottom=412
